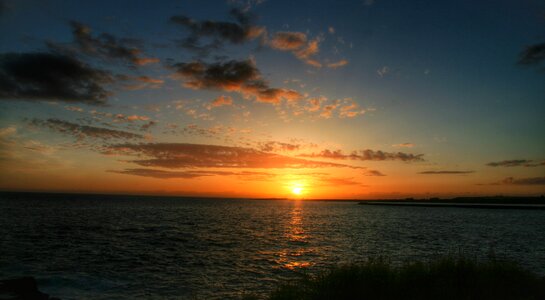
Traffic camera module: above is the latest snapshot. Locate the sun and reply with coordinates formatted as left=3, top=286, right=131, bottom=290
left=292, top=187, right=303, bottom=195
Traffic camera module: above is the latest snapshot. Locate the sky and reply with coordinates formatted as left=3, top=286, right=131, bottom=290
left=0, top=0, right=544, bottom=199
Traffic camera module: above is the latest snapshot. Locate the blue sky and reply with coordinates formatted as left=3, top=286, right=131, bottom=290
left=0, top=0, right=544, bottom=197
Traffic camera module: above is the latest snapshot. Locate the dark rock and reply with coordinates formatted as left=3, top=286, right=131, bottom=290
left=0, top=277, right=59, bottom=300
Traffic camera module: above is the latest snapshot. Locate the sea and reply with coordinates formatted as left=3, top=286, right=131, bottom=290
left=1, top=192, right=544, bottom=299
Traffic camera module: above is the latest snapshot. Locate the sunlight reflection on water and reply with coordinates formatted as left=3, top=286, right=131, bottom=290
left=1, top=195, right=545, bottom=299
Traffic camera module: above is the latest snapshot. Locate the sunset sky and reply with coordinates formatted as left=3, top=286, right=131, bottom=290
left=0, top=0, right=544, bottom=198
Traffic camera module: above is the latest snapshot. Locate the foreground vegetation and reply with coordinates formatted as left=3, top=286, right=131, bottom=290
left=246, top=255, right=545, bottom=300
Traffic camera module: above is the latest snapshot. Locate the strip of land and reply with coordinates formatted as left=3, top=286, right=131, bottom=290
left=359, top=196, right=545, bottom=210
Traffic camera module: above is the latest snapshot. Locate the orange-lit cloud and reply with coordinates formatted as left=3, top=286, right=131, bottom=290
left=207, top=95, right=233, bottom=109
left=327, top=59, right=348, bottom=69
left=106, top=142, right=363, bottom=169
left=110, top=168, right=274, bottom=179
left=173, top=59, right=302, bottom=104
left=270, top=32, right=307, bottom=50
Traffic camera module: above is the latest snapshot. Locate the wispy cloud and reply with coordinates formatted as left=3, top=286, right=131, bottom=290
left=486, top=159, right=544, bottom=168
left=327, top=59, right=348, bottom=69
left=499, top=176, right=545, bottom=185
left=258, top=141, right=300, bottom=152
left=418, top=170, right=474, bottom=174
left=377, top=66, right=389, bottom=78
left=105, top=142, right=363, bottom=169
left=206, top=95, right=233, bottom=109
left=300, top=149, right=424, bottom=162
left=63, top=21, right=159, bottom=66
left=269, top=32, right=307, bottom=50
left=365, top=170, right=386, bottom=176
left=482, top=176, right=545, bottom=186
left=518, top=42, right=545, bottom=66
left=109, top=168, right=274, bottom=179
left=32, top=118, right=143, bottom=141
left=393, top=143, right=414, bottom=148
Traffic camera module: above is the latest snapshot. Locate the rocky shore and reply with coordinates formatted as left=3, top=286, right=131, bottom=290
left=0, top=277, right=59, bottom=300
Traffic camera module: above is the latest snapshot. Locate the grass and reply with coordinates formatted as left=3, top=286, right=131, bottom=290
left=244, top=255, right=545, bottom=300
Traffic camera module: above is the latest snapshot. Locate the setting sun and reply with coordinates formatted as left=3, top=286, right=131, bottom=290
left=292, top=187, right=303, bottom=195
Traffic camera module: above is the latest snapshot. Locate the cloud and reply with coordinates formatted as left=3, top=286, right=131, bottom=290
left=365, top=170, right=386, bottom=176
left=418, top=170, right=474, bottom=174
left=105, top=142, right=362, bottom=169
left=109, top=168, right=274, bottom=179
left=327, top=59, right=348, bottom=69
left=172, top=59, right=302, bottom=104
left=377, top=66, right=389, bottom=77
left=0, top=125, right=16, bottom=138
left=300, top=149, right=424, bottom=162
left=338, top=99, right=365, bottom=118
left=270, top=32, right=307, bottom=50
left=32, top=118, right=143, bottom=140
left=170, top=8, right=265, bottom=53
left=258, top=141, right=300, bottom=152
left=498, top=176, right=545, bottom=185
left=486, top=159, right=544, bottom=167
left=393, top=143, right=414, bottom=148
left=65, top=106, right=84, bottom=112
left=0, top=52, right=112, bottom=105
left=207, top=95, right=233, bottom=109
left=319, top=99, right=341, bottom=118
left=123, top=76, right=164, bottom=90
left=518, top=42, right=545, bottom=66
left=67, top=21, right=158, bottom=66
left=267, top=31, right=324, bottom=67
left=294, top=38, right=322, bottom=67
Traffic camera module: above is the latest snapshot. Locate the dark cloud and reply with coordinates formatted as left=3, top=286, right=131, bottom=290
left=418, top=170, right=474, bottom=174
left=172, top=59, right=302, bottom=104
left=365, top=170, right=386, bottom=176
left=486, top=159, right=544, bottom=167
left=170, top=8, right=264, bottom=53
left=499, top=176, right=545, bottom=185
left=105, top=142, right=361, bottom=169
left=67, top=21, right=159, bottom=66
left=518, top=42, right=545, bottom=66
left=32, top=118, right=143, bottom=140
left=109, top=168, right=274, bottom=179
left=299, top=149, right=424, bottom=162
left=0, top=52, right=112, bottom=104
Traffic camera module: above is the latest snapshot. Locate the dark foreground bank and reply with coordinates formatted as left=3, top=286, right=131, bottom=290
left=245, top=256, right=545, bottom=300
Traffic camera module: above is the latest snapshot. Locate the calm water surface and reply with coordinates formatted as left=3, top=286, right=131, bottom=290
left=1, top=193, right=544, bottom=299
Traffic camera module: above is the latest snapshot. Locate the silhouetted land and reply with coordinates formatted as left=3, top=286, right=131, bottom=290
left=359, top=196, right=545, bottom=210
left=246, top=256, right=545, bottom=300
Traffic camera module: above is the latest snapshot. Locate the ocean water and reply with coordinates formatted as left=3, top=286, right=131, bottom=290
left=1, top=193, right=545, bottom=299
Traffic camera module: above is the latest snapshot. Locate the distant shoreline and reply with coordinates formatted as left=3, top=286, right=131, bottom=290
left=0, top=191, right=544, bottom=205
left=359, top=201, right=545, bottom=210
